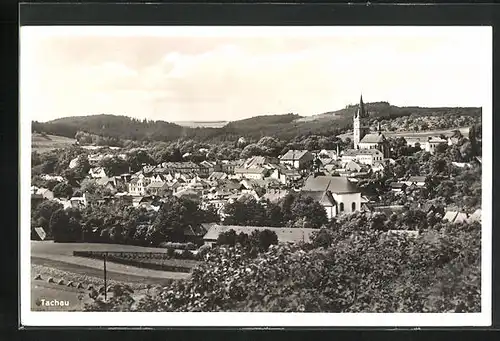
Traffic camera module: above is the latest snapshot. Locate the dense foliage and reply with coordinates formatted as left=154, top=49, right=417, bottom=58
left=84, top=211, right=480, bottom=313
left=217, top=229, right=279, bottom=253
left=222, top=194, right=328, bottom=229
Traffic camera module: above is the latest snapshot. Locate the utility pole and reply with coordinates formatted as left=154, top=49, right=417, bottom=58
left=103, top=252, right=108, bottom=301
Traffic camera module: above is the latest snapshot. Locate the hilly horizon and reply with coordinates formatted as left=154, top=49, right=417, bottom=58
left=32, top=101, right=481, bottom=144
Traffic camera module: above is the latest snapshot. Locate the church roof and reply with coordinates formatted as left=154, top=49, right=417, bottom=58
left=359, top=133, right=386, bottom=144
left=281, top=150, right=311, bottom=161
left=301, top=190, right=337, bottom=207
left=302, top=175, right=360, bottom=194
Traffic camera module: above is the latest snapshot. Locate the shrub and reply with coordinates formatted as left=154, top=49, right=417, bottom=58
left=180, top=250, right=194, bottom=260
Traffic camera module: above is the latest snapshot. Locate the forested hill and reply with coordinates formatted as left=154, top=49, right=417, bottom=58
left=32, top=103, right=481, bottom=143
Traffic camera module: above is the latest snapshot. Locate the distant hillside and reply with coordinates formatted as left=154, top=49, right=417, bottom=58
left=32, top=103, right=481, bottom=144
left=33, top=114, right=194, bottom=142
left=31, top=133, right=76, bottom=153
left=300, top=102, right=481, bottom=124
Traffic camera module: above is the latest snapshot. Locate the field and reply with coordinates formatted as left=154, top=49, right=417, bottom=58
left=30, top=241, right=192, bottom=311
left=31, top=241, right=191, bottom=280
left=31, top=264, right=162, bottom=311
left=73, top=250, right=201, bottom=272
left=32, top=133, right=76, bottom=153
left=174, top=121, right=228, bottom=128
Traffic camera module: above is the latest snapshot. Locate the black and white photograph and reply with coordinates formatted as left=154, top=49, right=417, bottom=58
left=20, top=25, right=491, bottom=327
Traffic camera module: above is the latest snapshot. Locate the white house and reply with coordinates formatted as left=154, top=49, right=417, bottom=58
left=341, top=149, right=384, bottom=166
left=405, top=137, right=425, bottom=149
left=269, top=167, right=301, bottom=184
left=128, top=177, right=152, bottom=196
left=301, top=175, right=361, bottom=219
left=425, top=136, right=448, bottom=154
left=68, top=157, right=79, bottom=169
left=36, top=188, right=54, bottom=200
left=318, top=149, right=339, bottom=160
left=88, top=167, right=107, bottom=179
left=280, top=150, right=314, bottom=169
left=233, top=167, right=268, bottom=180
left=403, top=176, right=426, bottom=187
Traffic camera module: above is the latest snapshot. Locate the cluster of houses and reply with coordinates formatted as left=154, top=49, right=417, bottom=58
left=32, top=95, right=480, bottom=244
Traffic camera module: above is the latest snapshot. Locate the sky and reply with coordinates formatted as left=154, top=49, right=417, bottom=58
left=20, top=26, right=491, bottom=123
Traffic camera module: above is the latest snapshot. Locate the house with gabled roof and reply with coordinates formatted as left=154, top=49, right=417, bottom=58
left=425, top=136, right=448, bottom=154
left=145, top=181, right=171, bottom=197
left=88, top=167, right=107, bottom=179
left=203, top=225, right=317, bottom=247
left=234, top=167, right=268, bottom=180
left=36, top=188, right=54, bottom=200
left=279, top=150, right=314, bottom=169
left=443, top=210, right=467, bottom=224
left=467, top=209, right=481, bottom=223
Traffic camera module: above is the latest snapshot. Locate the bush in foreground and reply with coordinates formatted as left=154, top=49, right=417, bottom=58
left=84, top=219, right=480, bottom=313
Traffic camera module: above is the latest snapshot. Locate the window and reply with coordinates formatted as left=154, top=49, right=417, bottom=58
left=340, top=203, right=344, bottom=212
left=352, top=202, right=356, bottom=211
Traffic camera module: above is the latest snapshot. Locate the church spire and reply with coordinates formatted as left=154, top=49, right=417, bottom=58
left=356, top=93, right=366, bottom=118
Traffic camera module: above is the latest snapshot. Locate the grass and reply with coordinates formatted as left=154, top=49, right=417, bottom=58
left=32, top=133, right=76, bottom=153
left=32, top=257, right=178, bottom=286
left=74, top=251, right=201, bottom=273
left=32, top=241, right=192, bottom=282
left=31, top=264, right=164, bottom=311
left=32, top=241, right=172, bottom=256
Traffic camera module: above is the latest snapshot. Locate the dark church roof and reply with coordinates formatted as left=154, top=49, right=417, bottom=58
left=302, top=175, right=359, bottom=194
left=359, top=133, right=386, bottom=144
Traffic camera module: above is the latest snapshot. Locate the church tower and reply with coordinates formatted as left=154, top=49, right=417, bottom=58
left=353, top=94, right=369, bottom=149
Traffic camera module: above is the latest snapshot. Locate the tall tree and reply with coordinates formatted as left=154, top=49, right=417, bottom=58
left=52, top=182, right=74, bottom=199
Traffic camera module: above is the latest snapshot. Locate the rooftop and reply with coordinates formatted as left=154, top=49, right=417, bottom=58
left=281, top=150, right=311, bottom=161
left=359, top=133, right=386, bottom=144
left=234, top=167, right=267, bottom=174
left=203, top=224, right=318, bottom=244
left=343, top=149, right=383, bottom=157
left=302, top=175, right=360, bottom=194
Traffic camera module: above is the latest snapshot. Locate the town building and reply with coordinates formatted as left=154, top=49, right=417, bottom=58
left=425, top=136, right=448, bottom=154
left=341, top=148, right=384, bottom=166
left=269, top=166, right=301, bottom=185
left=301, top=175, right=361, bottom=219
left=128, top=177, right=152, bottom=196
left=202, top=225, right=317, bottom=247
left=279, top=150, right=314, bottom=169
left=233, top=167, right=268, bottom=180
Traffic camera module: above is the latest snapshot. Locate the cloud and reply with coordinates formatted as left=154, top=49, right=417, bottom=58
left=21, top=28, right=490, bottom=122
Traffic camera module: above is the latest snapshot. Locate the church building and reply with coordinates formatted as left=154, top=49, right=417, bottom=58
left=352, top=95, right=390, bottom=158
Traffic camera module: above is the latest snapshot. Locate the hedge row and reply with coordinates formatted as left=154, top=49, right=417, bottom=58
left=73, top=251, right=197, bottom=273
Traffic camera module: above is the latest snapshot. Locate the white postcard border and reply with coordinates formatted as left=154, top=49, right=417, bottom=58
left=19, top=25, right=492, bottom=327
